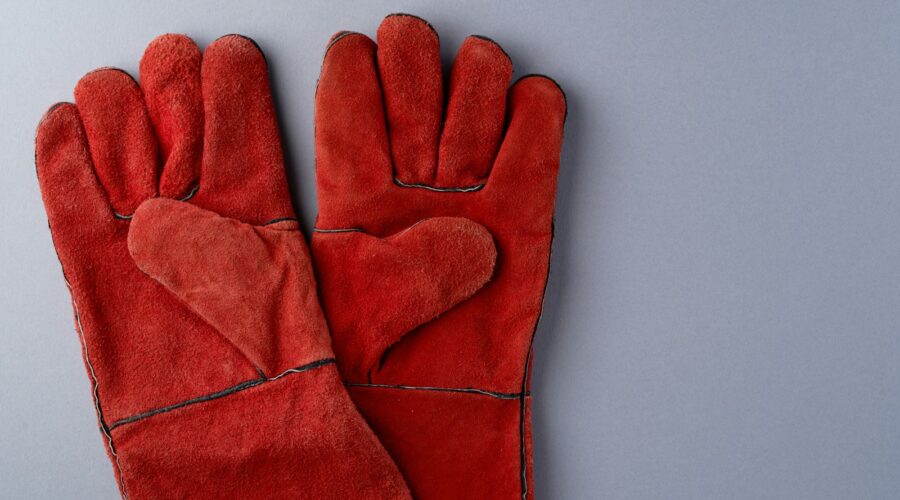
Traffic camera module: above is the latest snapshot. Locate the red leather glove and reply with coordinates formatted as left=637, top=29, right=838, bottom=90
left=36, top=34, right=419, bottom=499
left=311, top=14, right=567, bottom=499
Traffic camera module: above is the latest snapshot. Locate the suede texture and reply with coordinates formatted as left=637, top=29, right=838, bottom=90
left=113, top=364, right=407, bottom=499
left=312, top=217, right=496, bottom=381
left=128, top=199, right=334, bottom=377
left=347, top=385, right=524, bottom=498
left=312, top=14, right=566, bottom=499
left=36, top=34, right=410, bottom=499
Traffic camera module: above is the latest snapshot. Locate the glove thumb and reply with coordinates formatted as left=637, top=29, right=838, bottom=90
left=311, top=217, right=496, bottom=381
left=128, top=198, right=333, bottom=376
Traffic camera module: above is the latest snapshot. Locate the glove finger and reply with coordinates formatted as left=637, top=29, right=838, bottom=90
left=311, top=217, right=497, bottom=381
left=36, top=103, right=116, bottom=260
left=315, top=32, right=392, bottom=222
left=376, top=13, right=442, bottom=185
left=436, top=36, right=512, bottom=188
left=139, top=34, right=203, bottom=200
left=197, top=35, right=294, bottom=224
left=74, top=68, right=159, bottom=218
left=484, top=75, right=566, bottom=228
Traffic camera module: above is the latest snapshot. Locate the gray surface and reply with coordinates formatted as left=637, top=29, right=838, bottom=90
left=2, top=1, right=900, bottom=498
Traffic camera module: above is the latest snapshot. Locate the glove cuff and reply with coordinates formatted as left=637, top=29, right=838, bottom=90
left=348, top=384, right=535, bottom=499
left=109, top=362, right=409, bottom=499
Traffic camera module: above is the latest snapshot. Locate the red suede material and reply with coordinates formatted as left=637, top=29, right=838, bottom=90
left=139, top=34, right=203, bottom=199
left=129, top=199, right=334, bottom=376
left=37, top=101, right=258, bottom=426
left=312, top=217, right=496, bottom=381
left=114, top=365, right=409, bottom=499
left=348, top=386, right=524, bottom=499
left=524, top=394, right=535, bottom=498
left=316, top=20, right=565, bottom=390
left=37, top=34, right=410, bottom=498
left=190, top=35, right=295, bottom=225
left=376, top=14, right=443, bottom=184
left=437, top=35, right=513, bottom=186
left=74, top=69, right=159, bottom=215
left=313, top=15, right=566, bottom=498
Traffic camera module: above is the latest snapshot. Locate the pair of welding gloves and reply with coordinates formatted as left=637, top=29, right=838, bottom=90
left=36, top=14, right=565, bottom=500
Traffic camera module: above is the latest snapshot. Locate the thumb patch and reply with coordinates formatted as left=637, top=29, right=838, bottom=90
left=129, top=198, right=333, bottom=376
left=312, top=217, right=497, bottom=380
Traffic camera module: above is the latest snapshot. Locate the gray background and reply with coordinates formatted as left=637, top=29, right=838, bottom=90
left=2, top=1, right=899, bottom=498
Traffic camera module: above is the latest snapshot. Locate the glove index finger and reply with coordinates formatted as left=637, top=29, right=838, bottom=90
left=315, top=32, right=394, bottom=228
left=436, top=35, right=512, bottom=188
left=377, top=13, right=443, bottom=186
left=197, top=34, right=294, bottom=225
left=140, top=33, right=203, bottom=200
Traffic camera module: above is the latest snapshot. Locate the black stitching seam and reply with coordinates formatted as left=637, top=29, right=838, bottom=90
left=312, top=227, right=363, bottom=233
left=107, top=358, right=336, bottom=431
left=312, top=216, right=440, bottom=235
left=393, top=177, right=485, bottom=192
left=519, top=219, right=555, bottom=499
left=263, top=216, right=299, bottom=226
left=470, top=34, right=513, bottom=63
left=384, top=13, right=440, bottom=39
left=112, top=184, right=200, bottom=220
left=514, top=74, right=569, bottom=122
left=68, top=285, right=129, bottom=499
left=37, top=124, right=129, bottom=498
left=345, top=382, right=528, bottom=400
left=217, top=34, right=269, bottom=67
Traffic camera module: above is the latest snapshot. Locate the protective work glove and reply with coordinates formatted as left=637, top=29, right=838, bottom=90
left=311, top=14, right=567, bottom=500
left=35, top=33, right=491, bottom=499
